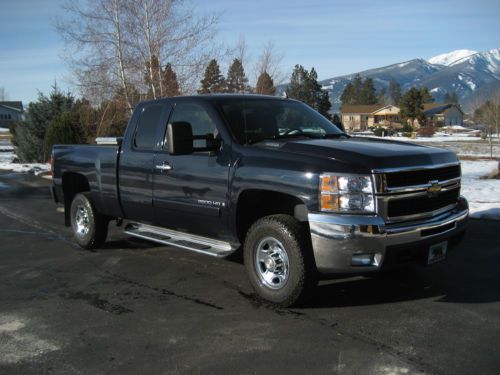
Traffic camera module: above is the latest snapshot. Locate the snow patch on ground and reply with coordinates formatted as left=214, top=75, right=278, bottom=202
left=0, top=143, right=50, bottom=175
left=460, top=160, right=500, bottom=220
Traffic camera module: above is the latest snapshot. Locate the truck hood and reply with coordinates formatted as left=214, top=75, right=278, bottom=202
left=270, top=137, right=458, bottom=171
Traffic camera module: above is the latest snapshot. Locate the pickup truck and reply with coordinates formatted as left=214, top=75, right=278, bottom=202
left=51, top=94, right=468, bottom=306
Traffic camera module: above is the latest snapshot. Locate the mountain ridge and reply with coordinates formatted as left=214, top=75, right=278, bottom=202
left=314, top=49, right=500, bottom=111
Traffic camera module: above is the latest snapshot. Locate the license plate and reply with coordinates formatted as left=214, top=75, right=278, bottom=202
left=428, top=241, right=448, bottom=265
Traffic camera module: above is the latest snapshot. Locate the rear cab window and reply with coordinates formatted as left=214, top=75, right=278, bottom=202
left=134, top=104, right=164, bottom=150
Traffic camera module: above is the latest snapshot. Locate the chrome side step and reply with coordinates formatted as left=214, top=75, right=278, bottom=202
left=124, top=223, right=237, bottom=257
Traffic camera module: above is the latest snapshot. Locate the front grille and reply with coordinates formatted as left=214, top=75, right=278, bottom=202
left=387, top=187, right=459, bottom=218
left=385, top=165, right=460, bottom=189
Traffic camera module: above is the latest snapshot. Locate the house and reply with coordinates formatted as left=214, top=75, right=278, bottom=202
left=341, top=105, right=384, bottom=132
left=422, top=103, right=464, bottom=126
left=341, top=104, right=401, bottom=132
left=0, top=101, right=24, bottom=128
left=341, top=102, right=464, bottom=132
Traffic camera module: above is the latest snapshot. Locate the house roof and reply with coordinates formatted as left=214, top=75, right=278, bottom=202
left=0, top=101, right=23, bottom=112
left=372, top=105, right=400, bottom=115
left=423, top=103, right=463, bottom=116
left=341, top=104, right=384, bottom=114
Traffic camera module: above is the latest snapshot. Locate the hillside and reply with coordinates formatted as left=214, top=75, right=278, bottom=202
left=313, top=49, right=500, bottom=111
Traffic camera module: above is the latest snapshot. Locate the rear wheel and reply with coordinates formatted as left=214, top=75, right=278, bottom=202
left=244, top=215, right=317, bottom=307
left=70, top=193, right=108, bottom=250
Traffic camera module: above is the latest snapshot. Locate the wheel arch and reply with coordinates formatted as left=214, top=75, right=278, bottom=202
left=62, top=172, right=90, bottom=226
left=234, top=189, right=309, bottom=245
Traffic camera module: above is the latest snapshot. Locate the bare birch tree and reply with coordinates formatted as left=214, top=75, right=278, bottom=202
left=57, top=0, right=135, bottom=113
left=253, top=40, right=286, bottom=86
left=57, top=0, right=219, bottom=104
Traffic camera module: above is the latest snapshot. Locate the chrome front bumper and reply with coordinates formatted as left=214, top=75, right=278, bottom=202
left=308, top=198, right=469, bottom=274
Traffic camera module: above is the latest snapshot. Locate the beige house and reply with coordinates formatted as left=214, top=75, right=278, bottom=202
left=341, top=103, right=464, bottom=132
left=341, top=104, right=401, bottom=132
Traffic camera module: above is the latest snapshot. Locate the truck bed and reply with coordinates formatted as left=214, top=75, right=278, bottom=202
left=52, top=144, right=123, bottom=219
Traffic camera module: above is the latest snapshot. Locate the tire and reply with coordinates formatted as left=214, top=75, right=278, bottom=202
left=244, top=214, right=318, bottom=307
left=70, top=193, right=108, bottom=250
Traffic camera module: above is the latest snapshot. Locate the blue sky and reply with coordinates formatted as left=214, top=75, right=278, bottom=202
left=1, top=0, right=499, bottom=104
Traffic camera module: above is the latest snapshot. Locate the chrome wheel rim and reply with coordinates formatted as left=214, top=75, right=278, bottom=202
left=74, top=205, right=90, bottom=236
left=255, top=237, right=289, bottom=290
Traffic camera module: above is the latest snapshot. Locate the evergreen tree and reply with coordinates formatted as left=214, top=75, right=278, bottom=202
left=340, top=82, right=355, bottom=106
left=255, top=71, right=276, bottom=95
left=74, top=98, right=100, bottom=143
left=444, top=91, right=459, bottom=104
left=360, top=77, right=377, bottom=104
left=162, top=63, right=180, bottom=97
left=377, top=87, right=387, bottom=105
left=287, top=65, right=331, bottom=117
left=13, top=86, right=75, bottom=162
left=388, top=79, right=402, bottom=105
left=226, top=58, right=249, bottom=93
left=198, top=59, right=226, bottom=94
left=400, top=87, right=426, bottom=129
left=340, top=75, right=378, bottom=106
left=419, top=87, right=434, bottom=103
left=44, top=111, right=84, bottom=158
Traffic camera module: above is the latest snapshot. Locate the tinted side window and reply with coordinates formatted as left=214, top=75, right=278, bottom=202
left=169, top=103, right=218, bottom=148
left=134, top=104, right=164, bottom=149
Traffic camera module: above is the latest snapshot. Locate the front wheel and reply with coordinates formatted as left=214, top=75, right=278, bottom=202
left=244, top=215, right=318, bottom=307
left=70, top=193, right=108, bottom=250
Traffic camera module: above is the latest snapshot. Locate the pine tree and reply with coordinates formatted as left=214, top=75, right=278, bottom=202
left=400, top=87, right=426, bottom=129
left=340, top=82, right=355, bottom=106
left=13, top=86, right=75, bottom=162
left=198, top=59, right=226, bottom=94
left=287, top=65, right=331, bottom=117
left=226, top=59, right=249, bottom=93
left=162, top=63, right=180, bottom=97
left=255, top=71, right=276, bottom=95
left=377, top=87, right=387, bottom=105
left=44, top=111, right=84, bottom=158
left=340, top=75, right=377, bottom=106
left=360, top=78, right=377, bottom=104
left=388, top=79, right=402, bottom=105
left=419, top=87, right=434, bottom=103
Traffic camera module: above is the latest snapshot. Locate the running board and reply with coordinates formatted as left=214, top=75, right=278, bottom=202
left=124, top=223, right=237, bottom=257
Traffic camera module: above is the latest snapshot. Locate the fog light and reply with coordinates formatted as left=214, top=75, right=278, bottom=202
left=352, top=253, right=382, bottom=267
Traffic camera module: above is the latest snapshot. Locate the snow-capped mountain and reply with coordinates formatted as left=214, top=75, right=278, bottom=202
left=315, top=49, right=500, bottom=111
left=428, top=49, right=477, bottom=66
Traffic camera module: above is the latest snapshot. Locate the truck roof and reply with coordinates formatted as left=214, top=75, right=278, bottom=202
left=136, top=94, right=294, bottom=107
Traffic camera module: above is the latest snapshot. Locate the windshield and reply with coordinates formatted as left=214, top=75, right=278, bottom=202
left=217, top=98, right=344, bottom=145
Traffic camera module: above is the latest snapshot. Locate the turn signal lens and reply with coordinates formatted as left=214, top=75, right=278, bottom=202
left=319, top=174, right=374, bottom=213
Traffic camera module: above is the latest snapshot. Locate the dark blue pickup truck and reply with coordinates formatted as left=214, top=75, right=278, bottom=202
left=51, top=94, right=468, bottom=306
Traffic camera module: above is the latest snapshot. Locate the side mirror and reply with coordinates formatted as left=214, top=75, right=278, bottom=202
left=167, top=122, right=193, bottom=155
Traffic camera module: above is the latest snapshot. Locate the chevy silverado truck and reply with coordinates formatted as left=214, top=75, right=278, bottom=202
left=51, top=94, right=468, bottom=306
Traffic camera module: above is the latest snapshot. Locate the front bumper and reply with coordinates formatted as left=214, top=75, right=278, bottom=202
left=308, top=197, right=468, bottom=274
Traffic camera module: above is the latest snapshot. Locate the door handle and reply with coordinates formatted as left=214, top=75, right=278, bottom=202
left=155, top=163, right=173, bottom=171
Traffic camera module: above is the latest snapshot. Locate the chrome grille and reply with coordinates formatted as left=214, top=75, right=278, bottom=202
left=385, top=165, right=461, bottom=189
left=373, top=162, right=461, bottom=222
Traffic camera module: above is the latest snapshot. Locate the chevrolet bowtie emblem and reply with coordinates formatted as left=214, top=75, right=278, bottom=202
left=427, top=180, right=442, bottom=197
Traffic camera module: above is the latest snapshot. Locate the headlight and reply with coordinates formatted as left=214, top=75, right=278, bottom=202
left=320, top=174, right=375, bottom=213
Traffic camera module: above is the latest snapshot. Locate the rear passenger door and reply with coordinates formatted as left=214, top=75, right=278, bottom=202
left=119, top=102, right=171, bottom=223
left=152, top=100, right=232, bottom=239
